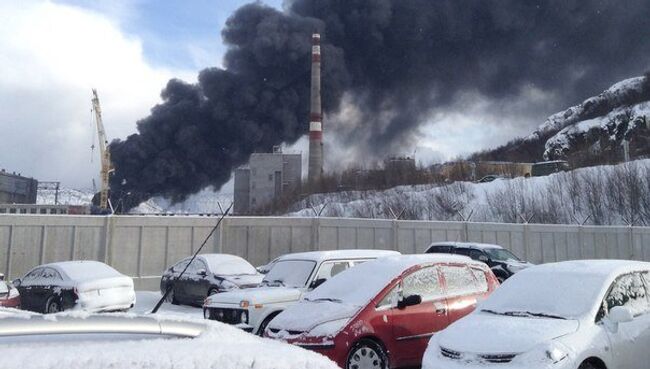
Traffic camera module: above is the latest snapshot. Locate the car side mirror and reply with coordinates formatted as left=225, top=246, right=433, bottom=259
left=397, top=294, right=422, bottom=309
left=478, top=254, right=489, bottom=263
left=609, top=306, right=634, bottom=324
left=11, top=279, right=21, bottom=287
left=197, top=269, right=208, bottom=277
left=309, top=278, right=327, bottom=290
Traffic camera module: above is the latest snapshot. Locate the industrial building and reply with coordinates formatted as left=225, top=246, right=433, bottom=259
left=234, top=148, right=302, bottom=215
left=0, top=170, right=38, bottom=204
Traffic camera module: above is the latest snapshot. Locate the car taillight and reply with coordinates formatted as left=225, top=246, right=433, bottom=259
left=8, top=288, right=19, bottom=299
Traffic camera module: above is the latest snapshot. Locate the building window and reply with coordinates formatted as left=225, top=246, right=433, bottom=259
left=9, top=209, right=16, bottom=214
left=251, top=198, right=257, bottom=205
left=252, top=181, right=256, bottom=189
left=40, top=209, right=47, bottom=214
left=29, top=208, right=37, bottom=214
left=268, top=174, right=273, bottom=181
left=19, top=209, right=27, bottom=214
left=0, top=209, right=5, bottom=214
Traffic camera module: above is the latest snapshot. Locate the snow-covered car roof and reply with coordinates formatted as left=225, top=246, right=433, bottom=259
left=305, top=254, right=480, bottom=307
left=36, top=261, right=123, bottom=281
left=0, top=313, right=338, bottom=369
left=274, top=249, right=400, bottom=263
left=481, top=259, right=650, bottom=319
left=428, top=241, right=504, bottom=250
left=196, top=254, right=258, bottom=275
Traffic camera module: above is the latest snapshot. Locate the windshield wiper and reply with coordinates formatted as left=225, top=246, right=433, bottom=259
left=502, top=311, right=566, bottom=320
left=309, top=297, right=342, bottom=303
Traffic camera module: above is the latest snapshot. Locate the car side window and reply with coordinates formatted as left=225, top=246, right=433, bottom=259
left=24, top=268, right=43, bottom=281
left=605, top=272, right=650, bottom=317
left=315, top=261, right=350, bottom=280
left=173, top=259, right=190, bottom=272
left=41, top=268, right=62, bottom=281
left=377, top=283, right=401, bottom=309
left=187, top=259, right=207, bottom=274
left=470, top=267, right=489, bottom=292
left=469, top=250, right=484, bottom=261
left=455, top=248, right=472, bottom=257
left=440, top=265, right=480, bottom=296
left=402, top=266, right=443, bottom=301
left=428, top=246, right=451, bottom=254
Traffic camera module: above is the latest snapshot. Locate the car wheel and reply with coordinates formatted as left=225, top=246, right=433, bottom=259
left=346, top=339, right=388, bottom=369
left=578, top=362, right=598, bottom=369
left=256, top=314, right=278, bottom=336
left=45, top=297, right=62, bottom=314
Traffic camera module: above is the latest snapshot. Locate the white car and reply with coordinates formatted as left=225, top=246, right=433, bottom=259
left=13, top=261, right=135, bottom=313
left=423, top=260, right=650, bottom=369
left=203, top=249, right=400, bottom=335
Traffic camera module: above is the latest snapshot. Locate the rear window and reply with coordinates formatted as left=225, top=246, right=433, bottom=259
left=440, top=265, right=480, bottom=296
left=427, top=245, right=452, bottom=254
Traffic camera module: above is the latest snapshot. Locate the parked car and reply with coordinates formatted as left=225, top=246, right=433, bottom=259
left=203, top=249, right=400, bottom=335
left=531, top=160, right=570, bottom=177
left=0, top=276, right=20, bottom=309
left=423, top=259, right=650, bottom=369
left=425, top=242, right=533, bottom=282
left=0, top=313, right=339, bottom=369
left=267, top=254, right=499, bottom=369
left=13, top=261, right=135, bottom=314
left=161, top=254, right=263, bottom=306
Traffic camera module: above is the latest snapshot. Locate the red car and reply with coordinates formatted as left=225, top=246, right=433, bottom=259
left=0, top=278, right=20, bottom=309
left=266, top=254, right=499, bottom=369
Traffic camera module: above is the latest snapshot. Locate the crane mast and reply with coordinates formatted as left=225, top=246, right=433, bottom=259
left=91, top=89, right=113, bottom=210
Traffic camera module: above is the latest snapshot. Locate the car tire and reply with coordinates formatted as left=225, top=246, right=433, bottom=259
left=578, top=361, right=599, bottom=369
left=256, top=313, right=279, bottom=336
left=346, top=339, right=388, bottom=369
left=45, top=296, right=62, bottom=314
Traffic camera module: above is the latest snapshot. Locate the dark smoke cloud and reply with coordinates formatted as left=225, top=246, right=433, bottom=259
left=110, top=0, right=650, bottom=206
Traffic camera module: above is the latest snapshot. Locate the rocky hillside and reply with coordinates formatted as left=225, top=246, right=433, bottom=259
left=473, top=73, right=650, bottom=165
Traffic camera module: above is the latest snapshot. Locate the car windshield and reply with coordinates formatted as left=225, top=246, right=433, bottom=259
left=481, top=270, right=605, bottom=319
left=261, top=260, right=316, bottom=288
left=484, top=248, right=520, bottom=262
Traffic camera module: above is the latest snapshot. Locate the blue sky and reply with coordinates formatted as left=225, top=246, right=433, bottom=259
left=55, top=0, right=284, bottom=70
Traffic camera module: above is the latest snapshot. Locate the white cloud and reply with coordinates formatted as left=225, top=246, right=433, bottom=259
left=0, top=0, right=194, bottom=188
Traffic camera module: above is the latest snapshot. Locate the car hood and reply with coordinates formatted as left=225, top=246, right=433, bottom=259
left=268, top=300, right=360, bottom=333
left=221, top=274, right=264, bottom=288
left=205, top=286, right=303, bottom=306
left=437, top=312, right=579, bottom=354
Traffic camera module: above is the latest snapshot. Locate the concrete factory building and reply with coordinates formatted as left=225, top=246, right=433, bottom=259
left=234, top=147, right=302, bottom=215
left=0, top=170, right=38, bottom=204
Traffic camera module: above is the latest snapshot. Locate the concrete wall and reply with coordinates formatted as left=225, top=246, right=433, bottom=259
left=1, top=214, right=649, bottom=290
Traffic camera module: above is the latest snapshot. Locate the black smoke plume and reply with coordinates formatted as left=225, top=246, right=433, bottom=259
left=110, top=0, right=650, bottom=207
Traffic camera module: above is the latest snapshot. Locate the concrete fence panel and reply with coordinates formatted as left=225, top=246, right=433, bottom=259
left=0, top=214, right=649, bottom=290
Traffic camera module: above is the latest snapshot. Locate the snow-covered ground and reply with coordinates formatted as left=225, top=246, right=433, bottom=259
left=0, top=291, right=338, bottom=369
left=288, top=159, right=650, bottom=226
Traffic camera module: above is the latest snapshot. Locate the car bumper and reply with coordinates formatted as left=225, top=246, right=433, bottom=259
left=296, top=343, right=343, bottom=367
left=424, top=353, right=575, bottom=369
left=0, top=296, right=20, bottom=309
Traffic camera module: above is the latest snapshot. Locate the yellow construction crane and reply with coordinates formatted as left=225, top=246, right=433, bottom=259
left=91, top=89, right=114, bottom=210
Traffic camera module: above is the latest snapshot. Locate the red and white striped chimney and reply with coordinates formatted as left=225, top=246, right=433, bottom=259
left=308, top=33, right=324, bottom=183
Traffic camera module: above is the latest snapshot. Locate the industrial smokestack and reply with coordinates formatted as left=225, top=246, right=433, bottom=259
left=308, top=33, right=323, bottom=183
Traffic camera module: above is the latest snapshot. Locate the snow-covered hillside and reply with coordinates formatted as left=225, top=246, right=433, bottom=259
left=525, top=75, right=650, bottom=160
left=288, top=159, right=650, bottom=226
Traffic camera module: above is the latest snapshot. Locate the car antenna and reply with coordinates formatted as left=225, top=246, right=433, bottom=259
left=150, top=202, right=233, bottom=314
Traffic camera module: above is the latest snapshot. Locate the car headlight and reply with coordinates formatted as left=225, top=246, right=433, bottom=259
left=307, top=318, right=350, bottom=338
left=8, top=288, right=19, bottom=299
left=517, top=342, right=569, bottom=365
left=546, top=346, right=568, bottom=364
